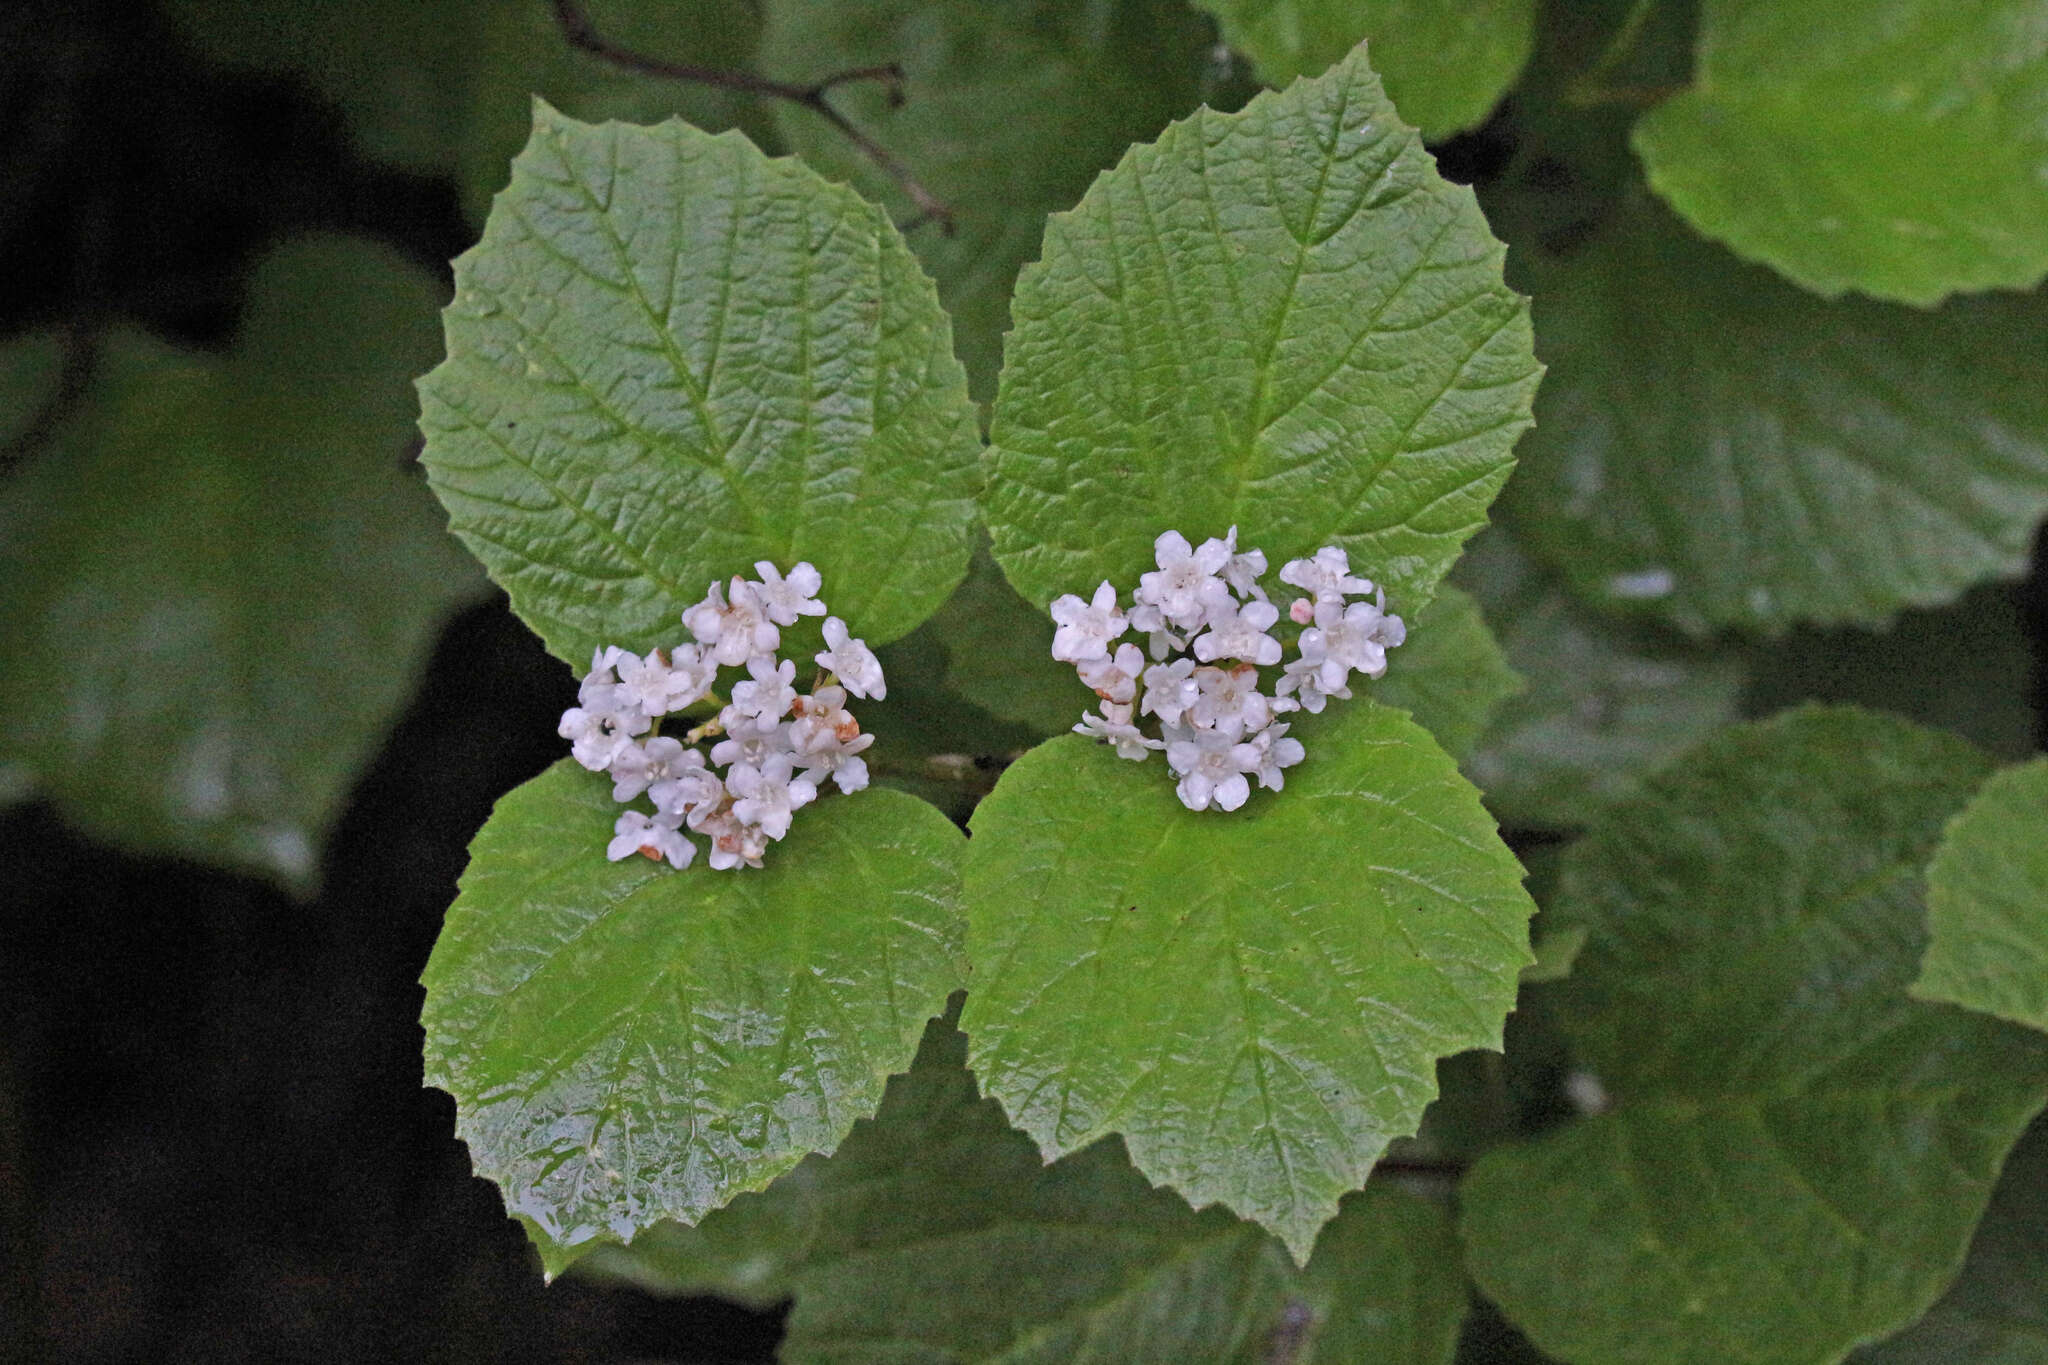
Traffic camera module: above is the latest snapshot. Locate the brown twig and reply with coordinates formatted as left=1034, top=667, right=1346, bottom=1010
left=0, top=320, right=99, bottom=480
left=550, top=0, right=955, bottom=235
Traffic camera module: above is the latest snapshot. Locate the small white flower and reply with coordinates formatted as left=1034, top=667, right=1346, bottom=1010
left=682, top=578, right=781, bottom=667
left=709, top=714, right=786, bottom=769
left=1279, top=546, right=1373, bottom=602
left=609, top=735, right=702, bottom=802
left=727, top=753, right=818, bottom=841
left=1217, top=527, right=1269, bottom=601
left=816, top=617, right=886, bottom=699
left=1126, top=601, right=1185, bottom=660
left=1136, top=530, right=1235, bottom=632
left=607, top=809, right=694, bottom=867
left=1302, top=594, right=1405, bottom=688
left=728, top=655, right=798, bottom=726
left=1075, top=701, right=1160, bottom=760
left=1192, top=597, right=1283, bottom=666
left=1246, top=722, right=1305, bottom=791
left=697, top=808, right=770, bottom=871
left=651, top=761, right=725, bottom=826
left=1139, top=658, right=1200, bottom=726
left=614, top=645, right=716, bottom=717
left=1163, top=726, right=1260, bottom=812
left=1077, top=642, right=1144, bottom=704
left=750, top=560, right=827, bottom=626
left=1048, top=581, right=1128, bottom=663
left=1275, top=656, right=1350, bottom=714
left=1190, top=664, right=1273, bottom=739
left=559, top=698, right=649, bottom=772
left=788, top=686, right=876, bottom=794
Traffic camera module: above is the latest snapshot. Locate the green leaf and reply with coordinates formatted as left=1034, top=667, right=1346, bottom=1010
left=1743, top=583, right=2041, bottom=763
left=580, top=1011, right=1312, bottom=1361
left=417, top=103, right=981, bottom=666
left=1301, top=1185, right=1469, bottom=1364
left=1374, top=585, right=1524, bottom=763
left=1456, top=529, right=1746, bottom=829
left=760, top=0, right=1230, bottom=402
left=1856, top=1115, right=2048, bottom=1364
left=419, top=761, right=965, bottom=1277
left=962, top=702, right=1536, bottom=1259
left=0, top=236, right=479, bottom=891
left=1518, top=920, right=1586, bottom=985
left=1912, top=757, right=2048, bottom=1036
left=1632, top=0, right=2048, bottom=304
left=1190, top=2, right=1534, bottom=137
left=1499, top=193, right=2048, bottom=635
left=1460, top=708, right=2048, bottom=1365
left=984, top=42, right=1539, bottom=620
left=0, top=332, right=63, bottom=452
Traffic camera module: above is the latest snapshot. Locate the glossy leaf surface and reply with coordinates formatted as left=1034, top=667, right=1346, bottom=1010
left=985, top=43, right=1538, bottom=619
left=963, top=704, right=1535, bottom=1258
left=418, top=104, right=980, bottom=665
left=420, top=762, right=966, bottom=1275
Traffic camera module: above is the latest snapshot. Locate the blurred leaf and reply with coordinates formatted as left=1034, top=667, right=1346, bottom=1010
left=417, top=105, right=980, bottom=666
left=166, top=0, right=773, bottom=210
left=1457, top=529, right=1746, bottom=829
left=920, top=539, right=1093, bottom=738
left=962, top=704, right=1535, bottom=1259
left=1190, top=0, right=1534, bottom=137
left=419, top=761, right=965, bottom=1277
left=0, top=235, right=480, bottom=892
left=1499, top=193, right=2048, bottom=635
left=1743, top=583, right=2040, bottom=761
left=1375, top=585, right=1524, bottom=763
left=984, top=43, right=1537, bottom=619
left=1634, top=0, right=2048, bottom=303
left=1518, top=921, right=1585, bottom=985
left=1912, top=757, right=2048, bottom=1035
left=1461, top=708, right=2048, bottom=1364
left=1302, top=1185, right=1469, bottom=1364
left=760, top=0, right=1229, bottom=401
left=1855, top=1114, right=2048, bottom=1363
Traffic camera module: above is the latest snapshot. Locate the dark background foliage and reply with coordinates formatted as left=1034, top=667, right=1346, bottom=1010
left=2, top=2, right=2043, bottom=1363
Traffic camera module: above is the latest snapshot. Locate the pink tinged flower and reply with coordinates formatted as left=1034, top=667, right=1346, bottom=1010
left=1279, top=546, right=1373, bottom=602
left=1074, top=701, right=1159, bottom=761
left=1309, top=594, right=1405, bottom=685
left=1164, top=728, right=1259, bottom=812
left=651, top=763, right=725, bottom=826
left=682, top=578, right=782, bottom=666
left=1289, top=597, right=1315, bottom=625
left=709, top=715, right=785, bottom=769
left=1139, top=658, right=1200, bottom=726
left=1191, top=664, right=1273, bottom=738
left=697, top=809, right=769, bottom=871
left=1248, top=722, right=1305, bottom=791
left=750, top=560, right=827, bottom=626
left=614, top=646, right=715, bottom=717
left=1077, top=642, right=1144, bottom=704
left=1193, top=598, right=1283, bottom=666
left=609, top=735, right=703, bottom=801
left=816, top=616, right=886, bottom=699
left=607, top=809, right=695, bottom=867
left=730, top=655, right=798, bottom=726
left=1048, top=581, right=1128, bottom=663
left=727, top=753, right=817, bottom=841
left=1137, top=530, right=1235, bottom=632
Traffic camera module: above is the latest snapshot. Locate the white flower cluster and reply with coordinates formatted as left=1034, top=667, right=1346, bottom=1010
left=556, top=562, right=886, bottom=871
left=1051, top=530, right=1404, bottom=813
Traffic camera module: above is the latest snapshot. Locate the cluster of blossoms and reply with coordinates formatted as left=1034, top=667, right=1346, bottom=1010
left=556, top=562, right=885, bottom=871
left=1051, top=529, right=1405, bottom=813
